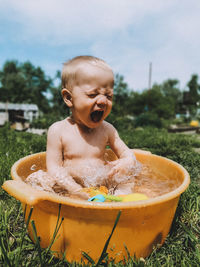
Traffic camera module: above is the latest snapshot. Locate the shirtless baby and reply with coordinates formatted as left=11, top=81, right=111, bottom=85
left=27, top=56, right=139, bottom=199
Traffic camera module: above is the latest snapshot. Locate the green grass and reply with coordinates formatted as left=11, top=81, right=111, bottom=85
left=0, top=125, right=200, bottom=266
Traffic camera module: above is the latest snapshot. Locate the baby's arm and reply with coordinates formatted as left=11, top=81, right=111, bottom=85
left=46, top=122, right=64, bottom=178
left=106, top=123, right=137, bottom=178
left=46, top=122, right=88, bottom=199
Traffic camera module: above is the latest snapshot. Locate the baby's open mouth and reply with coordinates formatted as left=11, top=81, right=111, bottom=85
left=90, top=110, right=104, bottom=122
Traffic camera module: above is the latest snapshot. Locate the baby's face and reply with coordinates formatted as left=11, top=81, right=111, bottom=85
left=70, top=63, right=114, bottom=129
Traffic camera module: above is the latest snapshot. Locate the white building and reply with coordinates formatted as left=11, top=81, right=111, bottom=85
left=0, top=102, right=39, bottom=126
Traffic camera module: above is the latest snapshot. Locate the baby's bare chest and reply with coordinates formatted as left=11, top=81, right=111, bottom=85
left=61, top=128, right=108, bottom=159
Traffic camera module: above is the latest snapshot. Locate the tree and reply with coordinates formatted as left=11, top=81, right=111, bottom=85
left=0, top=60, right=52, bottom=112
left=0, top=61, right=26, bottom=103
left=145, top=86, right=175, bottom=119
left=161, top=79, right=180, bottom=97
left=129, top=81, right=180, bottom=119
left=129, top=90, right=148, bottom=115
left=112, top=74, right=130, bottom=116
left=187, top=74, right=200, bottom=105
left=185, top=74, right=200, bottom=116
left=49, top=71, right=70, bottom=117
left=161, top=79, right=182, bottom=114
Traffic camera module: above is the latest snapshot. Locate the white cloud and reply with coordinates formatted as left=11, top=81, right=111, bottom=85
left=0, top=0, right=199, bottom=90
left=0, top=0, right=175, bottom=44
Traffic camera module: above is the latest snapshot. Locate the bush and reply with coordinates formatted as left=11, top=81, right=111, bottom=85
left=0, top=125, right=46, bottom=185
left=30, top=113, right=65, bottom=129
left=134, top=112, right=163, bottom=128
left=107, top=114, right=134, bottom=132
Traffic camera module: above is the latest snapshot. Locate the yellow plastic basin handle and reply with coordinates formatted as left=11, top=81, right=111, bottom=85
left=2, top=180, right=46, bottom=205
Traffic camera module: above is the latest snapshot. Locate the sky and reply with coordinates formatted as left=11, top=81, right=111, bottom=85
left=0, top=0, right=200, bottom=91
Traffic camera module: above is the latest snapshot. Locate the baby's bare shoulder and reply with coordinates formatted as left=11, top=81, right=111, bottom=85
left=48, top=119, right=70, bottom=136
left=102, top=121, right=116, bottom=133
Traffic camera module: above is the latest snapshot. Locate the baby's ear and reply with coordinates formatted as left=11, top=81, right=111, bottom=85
left=62, top=88, right=73, bottom=107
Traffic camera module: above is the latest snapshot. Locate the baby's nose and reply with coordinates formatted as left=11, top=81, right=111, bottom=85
left=96, top=95, right=107, bottom=106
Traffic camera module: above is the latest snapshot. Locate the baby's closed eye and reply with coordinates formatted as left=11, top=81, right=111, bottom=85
left=87, top=93, right=98, bottom=98
left=106, top=94, right=113, bottom=100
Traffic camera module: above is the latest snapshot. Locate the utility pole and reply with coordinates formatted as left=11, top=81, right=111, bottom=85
left=148, top=62, right=152, bottom=90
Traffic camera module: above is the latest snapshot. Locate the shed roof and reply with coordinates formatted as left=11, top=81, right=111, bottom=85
left=0, top=102, right=38, bottom=111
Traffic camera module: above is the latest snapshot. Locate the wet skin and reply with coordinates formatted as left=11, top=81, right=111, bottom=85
left=46, top=62, right=137, bottom=198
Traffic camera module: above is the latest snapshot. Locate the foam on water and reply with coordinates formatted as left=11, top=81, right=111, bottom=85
left=134, top=165, right=181, bottom=198
left=25, top=161, right=180, bottom=199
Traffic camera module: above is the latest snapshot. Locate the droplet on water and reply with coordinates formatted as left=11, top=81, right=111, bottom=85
left=30, top=164, right=37, bottom=171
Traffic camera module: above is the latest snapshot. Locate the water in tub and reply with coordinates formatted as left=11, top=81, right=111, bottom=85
left=25, top=158, right=181, bottom=200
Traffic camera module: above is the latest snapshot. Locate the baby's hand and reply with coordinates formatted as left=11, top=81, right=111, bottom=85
left=54, top=168, right=89, bottom=198
left=107, top=157, right=139, bottom=179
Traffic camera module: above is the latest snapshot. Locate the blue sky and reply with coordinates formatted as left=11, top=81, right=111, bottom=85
left=0, top=0, right=199, bottom=91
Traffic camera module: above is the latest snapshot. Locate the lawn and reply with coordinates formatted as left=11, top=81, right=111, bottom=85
left=0, top=124, right=200, bottom=266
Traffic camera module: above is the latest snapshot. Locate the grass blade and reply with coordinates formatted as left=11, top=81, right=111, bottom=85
left=25, top=207, right=34, bottom=227
left=46, top=204, right=64, bottom=253
left=31, top=220, right=43, bottom=264
left=0, top=237, right=12, bottom=267
left=15, top=207, right=34, bottom=265
left=96, top=210, right=121, bottom=266
left=82, top=251, right=96, bottom=264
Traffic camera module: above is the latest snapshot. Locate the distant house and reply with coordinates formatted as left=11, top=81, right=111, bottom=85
left=0, top=102, right=39, bottom=126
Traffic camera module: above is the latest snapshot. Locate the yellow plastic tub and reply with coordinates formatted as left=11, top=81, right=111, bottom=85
left=2, top=149, right=190, bottom=262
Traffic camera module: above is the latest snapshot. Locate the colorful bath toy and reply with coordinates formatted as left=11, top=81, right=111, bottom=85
left=88, top=194, right=106, bottom=202
left=88, top=194, right=123, bottom=202
left=87, top=186, right=148, bottom=202
left=122, top=193, right=149, bottom=202
left=88, top=192, right=148, bottom=202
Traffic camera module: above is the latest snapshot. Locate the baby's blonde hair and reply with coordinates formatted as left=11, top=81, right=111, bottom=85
left=61, top=55, right=113, bottom=89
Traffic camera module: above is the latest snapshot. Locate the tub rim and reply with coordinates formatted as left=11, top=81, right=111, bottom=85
left=10, top=151, right=190, bottom=210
